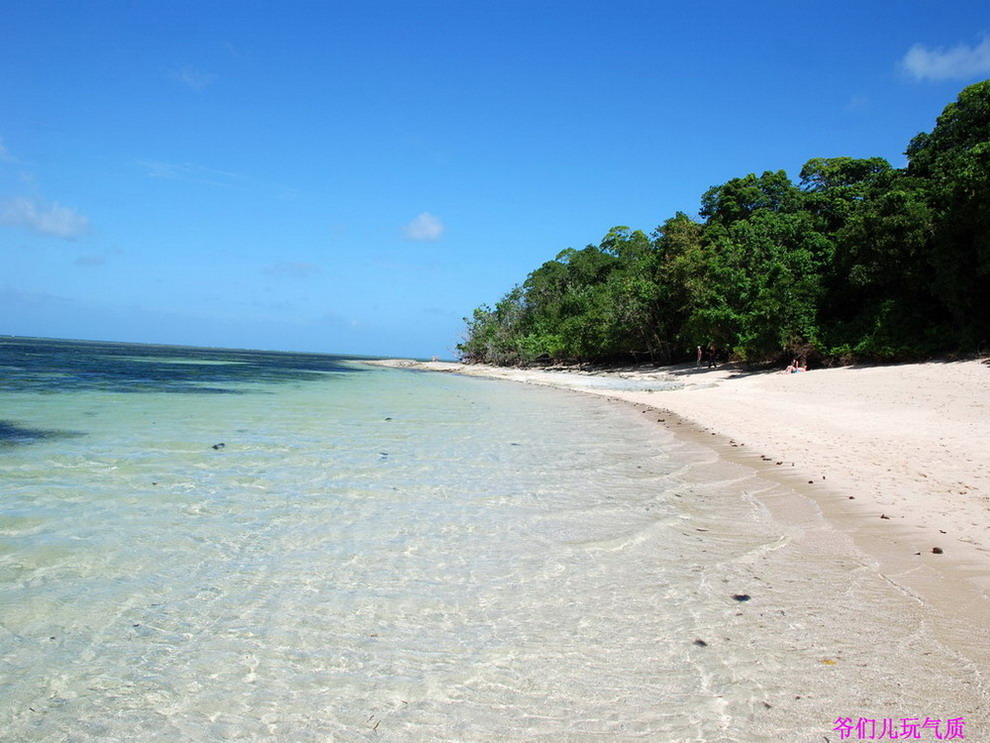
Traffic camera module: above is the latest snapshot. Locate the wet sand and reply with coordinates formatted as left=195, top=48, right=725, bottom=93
left=369, top=358, right=990, bottom=630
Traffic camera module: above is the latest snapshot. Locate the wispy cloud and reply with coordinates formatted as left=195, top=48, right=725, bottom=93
left=0, top=196, right=90, bottom=239
left=137, top=159, right=298, bottom=199
left=140, top=160, right=243, bottom=187
left=403, top=212, right=445, bottom=242
left=0, top=137, right=13, bottom=162
left=167, top=65, right=217, bottom=90
left=844, top=95, right=869, bottom=111
left=264, top=261, right=321, bottom=278
left=902, top=34, right=990, bottom=81
left=75, top=254, right=107, bottom=267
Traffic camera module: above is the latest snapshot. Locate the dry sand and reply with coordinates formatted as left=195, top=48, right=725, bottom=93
left=368, top=357, right=990, bottom=626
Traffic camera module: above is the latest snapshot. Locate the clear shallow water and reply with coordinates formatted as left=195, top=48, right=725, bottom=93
left=1, top=339, right=986, bottom=741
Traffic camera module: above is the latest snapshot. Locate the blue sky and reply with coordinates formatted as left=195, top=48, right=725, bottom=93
left=2, top=1, right=989, bottom=358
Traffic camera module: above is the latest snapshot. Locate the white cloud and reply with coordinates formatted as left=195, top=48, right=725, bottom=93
left=402, top=212, right=445, bottom=242
left=168, top=65, right=217, bottom=90
left=1, top=196, right=90, bottom=239
left=902, top=35, right=990, bottom=81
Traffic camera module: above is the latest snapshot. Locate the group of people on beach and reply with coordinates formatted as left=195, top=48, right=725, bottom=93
left=695, top=345, right=721, bottom=369
left=694, top=345, right=807, bottom=373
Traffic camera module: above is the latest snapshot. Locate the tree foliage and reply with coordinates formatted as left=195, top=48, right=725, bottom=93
left=458, top=82, right=990, bottom=365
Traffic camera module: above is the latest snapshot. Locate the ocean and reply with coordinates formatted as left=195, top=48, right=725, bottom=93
left=1, top=338, right=985, bottom=742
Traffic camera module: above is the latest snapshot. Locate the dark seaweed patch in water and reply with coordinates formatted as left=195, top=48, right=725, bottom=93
left=0, top=337, right=368, bottom=394
left=0, top=420, right=82, bottom=447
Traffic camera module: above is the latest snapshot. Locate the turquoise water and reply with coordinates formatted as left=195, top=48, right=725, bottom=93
left=1, top=339, right=985, bottom=741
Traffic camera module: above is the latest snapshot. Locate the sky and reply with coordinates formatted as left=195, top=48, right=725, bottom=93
left=2, top=1, right=990, bottom=359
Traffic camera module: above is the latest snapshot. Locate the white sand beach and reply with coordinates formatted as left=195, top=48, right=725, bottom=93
left=370, top=358, right=990, bottom=626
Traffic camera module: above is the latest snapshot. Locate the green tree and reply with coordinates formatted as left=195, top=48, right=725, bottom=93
left=596, top=228, right=670, bottom=361
left=457, top=286, right=530, bottom=364
left=700, top=170, right=801, bottom=225
left=688, top=210, right=826, bottom=359
left=519, top=242, right=621, bottom=360
left=826, top=174, right=937, bottom=356
left=906, top=80, right=990, bottom=346
left=799, top=156, right=893, bottom=234
left=652, top=212, right=707, bottom=358
left=693, top=172, right=826, bottom=358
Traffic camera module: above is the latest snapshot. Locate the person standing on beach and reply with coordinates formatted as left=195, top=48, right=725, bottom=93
left=696, top=346, right=703, bottom=368
left=707, top=345, right=717, bottom=369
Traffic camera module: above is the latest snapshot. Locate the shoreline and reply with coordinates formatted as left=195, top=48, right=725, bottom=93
left=366, top=357, right=990, bottom=629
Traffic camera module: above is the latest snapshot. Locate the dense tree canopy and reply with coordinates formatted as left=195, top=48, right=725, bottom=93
left=459, top=82, right=990, bottom=365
